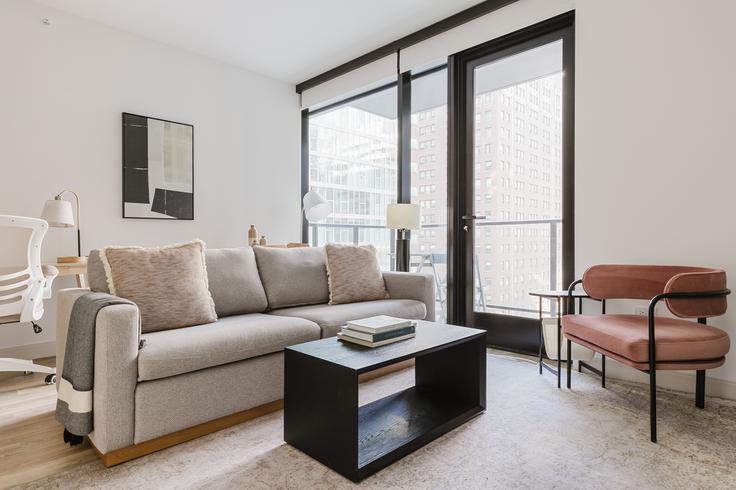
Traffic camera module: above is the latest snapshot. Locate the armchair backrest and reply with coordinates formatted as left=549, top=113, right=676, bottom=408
left=0, top=215, right=48, bottom=323
left=582, top=264, right=727, bottom=318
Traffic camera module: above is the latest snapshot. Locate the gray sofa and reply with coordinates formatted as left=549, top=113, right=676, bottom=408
left=55, top=246, right=434, bottom=460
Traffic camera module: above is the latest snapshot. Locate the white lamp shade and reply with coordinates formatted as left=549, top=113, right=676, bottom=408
left=303, top=190, right=332, bottom=223
left=41, top=199, right=75, bottom=228
left=387, top=203, right=420, bottom=230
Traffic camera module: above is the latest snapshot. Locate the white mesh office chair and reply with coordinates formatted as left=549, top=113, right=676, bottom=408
left=0, top=215, right=58, bottom=384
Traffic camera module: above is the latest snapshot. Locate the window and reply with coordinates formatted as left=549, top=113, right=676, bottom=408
left=307, top=85, right=397, bottom=269
left=411, top=68, right=448, bottom=321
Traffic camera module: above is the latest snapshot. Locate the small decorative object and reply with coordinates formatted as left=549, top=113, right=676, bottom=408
left=41, top=190, right=85, bottom=263
left=302, top=189, right=332, bottom=222
left=248, top=225, right=258, bottom=245
left=387, top=203, right=420, bottom=272
left=258, top=235, right=267, bottom=246
left=122, top=113, right=194, bottom=220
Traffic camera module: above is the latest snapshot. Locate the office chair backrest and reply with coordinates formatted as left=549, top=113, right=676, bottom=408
left=0, top=215, right=48, bottom=323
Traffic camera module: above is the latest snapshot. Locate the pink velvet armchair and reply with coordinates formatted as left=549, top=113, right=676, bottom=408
left=562, top=265, right=731, bottom=442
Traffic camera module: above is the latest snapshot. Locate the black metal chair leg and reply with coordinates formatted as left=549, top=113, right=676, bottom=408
left=601, top=355, right=606, bottom=388
left=696, top=370, right=706, bottom=409
left=650, top=366, right=657, bottom=443
left=538, top=300, right=543, bottom=375
left=556, top=311, right=561, bottom=389
left=566, top=339, right=572, bottom=389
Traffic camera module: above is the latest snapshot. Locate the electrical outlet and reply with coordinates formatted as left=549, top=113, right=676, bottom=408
left=633, top=306, right=647, bottom=316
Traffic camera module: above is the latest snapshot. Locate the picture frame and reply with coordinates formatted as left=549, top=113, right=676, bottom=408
left=122, top=112, right=194, bottom=220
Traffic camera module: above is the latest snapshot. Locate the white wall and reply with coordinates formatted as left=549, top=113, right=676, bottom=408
left=575, top=0, right=736, bottom=393
left=3, top=0, right=736, bottom=396
left=0, top=0, right=300, bottom=356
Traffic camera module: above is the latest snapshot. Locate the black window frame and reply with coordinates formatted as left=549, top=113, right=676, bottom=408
left=301, top=11, right=575, bottom=335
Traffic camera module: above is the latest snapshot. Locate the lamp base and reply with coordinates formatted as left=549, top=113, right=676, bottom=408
left=57, top=256, right=87, bottom=264
left=395, top=237, right=410, bottom=272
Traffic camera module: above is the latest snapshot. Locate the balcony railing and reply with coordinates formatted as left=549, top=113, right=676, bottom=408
left=308, top=218, right=562, bottom=319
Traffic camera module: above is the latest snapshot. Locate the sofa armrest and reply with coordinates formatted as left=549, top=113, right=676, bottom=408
left=56, top=288, right=140, bottom=453
left=383, top=271, right=436, bottom=321
left=90, top=304, right=140, bottom=453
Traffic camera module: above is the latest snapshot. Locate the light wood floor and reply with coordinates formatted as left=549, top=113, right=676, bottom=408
left=0, top=356, right=419, bottom=488
left=0, top=351, right=521, bottom=488
left=0, top=358, right=97, bottom=489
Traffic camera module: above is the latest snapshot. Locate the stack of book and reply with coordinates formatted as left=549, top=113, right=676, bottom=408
left=337, top=315, right=416, bottom=348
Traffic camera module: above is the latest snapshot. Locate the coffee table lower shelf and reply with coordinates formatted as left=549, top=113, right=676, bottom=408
left=358, top=386, right=483, bottom=472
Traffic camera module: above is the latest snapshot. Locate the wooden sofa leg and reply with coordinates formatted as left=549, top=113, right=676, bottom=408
left=695, top=370, right=706, bottom=409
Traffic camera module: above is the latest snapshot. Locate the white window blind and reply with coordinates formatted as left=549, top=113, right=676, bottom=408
left=300, top=53, right=397, bottom=110
left=399, top=0, right=574, bottom=73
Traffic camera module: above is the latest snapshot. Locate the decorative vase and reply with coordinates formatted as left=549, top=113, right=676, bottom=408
left=248, top=225, right=258, bottom=246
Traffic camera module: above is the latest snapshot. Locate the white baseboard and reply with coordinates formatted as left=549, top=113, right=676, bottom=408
left=0, top=341, right=55, bottom=361
left=587, top=357, right=736, bottom=401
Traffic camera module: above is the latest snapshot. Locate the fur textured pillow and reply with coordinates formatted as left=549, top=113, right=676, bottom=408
left=99, top=240, right=217, bottom=332
left=324, top=244, right=389, bottom=305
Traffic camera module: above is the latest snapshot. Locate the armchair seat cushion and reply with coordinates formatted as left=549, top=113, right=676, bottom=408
left=138, top=314, right=320, bottom=381
left=269, top=299, right=427, bottom=338
left=562, top=314, right=730, bottom=364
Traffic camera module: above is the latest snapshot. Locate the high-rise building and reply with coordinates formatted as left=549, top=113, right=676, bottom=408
left=308, top=71, right=563, bottom=319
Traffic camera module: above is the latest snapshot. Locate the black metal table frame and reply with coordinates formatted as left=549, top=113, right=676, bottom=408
left=531, top=291, right=604, bottom=388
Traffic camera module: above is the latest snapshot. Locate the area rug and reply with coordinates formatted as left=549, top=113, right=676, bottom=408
left=19, top=354, right=736, bottom=489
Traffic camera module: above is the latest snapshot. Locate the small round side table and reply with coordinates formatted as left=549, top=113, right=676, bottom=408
left=529, top=290, right=590, bottom=388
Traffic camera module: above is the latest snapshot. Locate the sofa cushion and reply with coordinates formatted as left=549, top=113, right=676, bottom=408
left=325, top=244, right=388, bottom=305
left=100, top=240, right=217, bottom=333
left=137, top=313, right=320, bottom=381
left=87, top=249, right=109, bottom=293
left=269, top=299, right=427, bottom=338
left=562, top=314, right=731, bottom=363
left=253, top=246, right=329, bottom=309
left=205, top=247, right=268, bottom=316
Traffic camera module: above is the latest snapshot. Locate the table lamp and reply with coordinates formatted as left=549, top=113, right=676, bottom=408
left=387, top=203, right=420, bottom=272
left=41, top=190, right=83, bottom=263
left=303, top=189, right=332, bottom=222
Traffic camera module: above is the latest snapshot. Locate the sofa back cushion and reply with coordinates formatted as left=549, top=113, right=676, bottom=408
left=87, top=249, right=110, bottom=293
left=99, top=240, right=217, bottom=333
left=89, top=246, right=268, bottom=317
left=253, top=246, right=329, bottom=309
left=324, top=244, right=389, bottom=304
left=204, top=247, right=268, bottom=316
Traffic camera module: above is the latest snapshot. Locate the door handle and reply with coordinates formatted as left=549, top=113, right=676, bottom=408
left=461, top=215, right=487, bottom=220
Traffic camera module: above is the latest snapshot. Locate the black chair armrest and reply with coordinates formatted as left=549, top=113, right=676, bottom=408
left=566, top=279, right=583, bottom=315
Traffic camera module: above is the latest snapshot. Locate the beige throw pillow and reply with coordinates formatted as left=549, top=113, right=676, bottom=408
left=325, top=244, right=389, bottom=305
left=100, top=240, right=217, bottom=332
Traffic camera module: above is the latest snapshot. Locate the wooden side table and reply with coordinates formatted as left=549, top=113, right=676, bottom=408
left=529, top=290, right=591, bottom=388
left=46, top=260, right=87, bottom=288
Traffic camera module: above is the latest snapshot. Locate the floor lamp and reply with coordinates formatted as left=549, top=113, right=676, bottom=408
left=387, top=203, right=420, bottom=272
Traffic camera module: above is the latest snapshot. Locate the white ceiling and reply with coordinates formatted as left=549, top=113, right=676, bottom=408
left=34, top=0, right=483, bottom=84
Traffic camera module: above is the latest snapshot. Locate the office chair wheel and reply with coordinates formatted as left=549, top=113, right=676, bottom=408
left=45, top=374, right=56, bottom=385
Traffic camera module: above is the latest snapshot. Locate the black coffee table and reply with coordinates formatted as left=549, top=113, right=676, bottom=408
left=284, top=320, right=486, bottom=482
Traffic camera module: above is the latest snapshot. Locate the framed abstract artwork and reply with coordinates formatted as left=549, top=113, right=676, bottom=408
left=122, top=112, right=194, bottom=220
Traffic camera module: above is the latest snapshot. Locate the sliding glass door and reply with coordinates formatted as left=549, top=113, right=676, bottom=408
left=450, top=17, right=574, bottom=353
left=301, top=13, right=574, bottom=354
